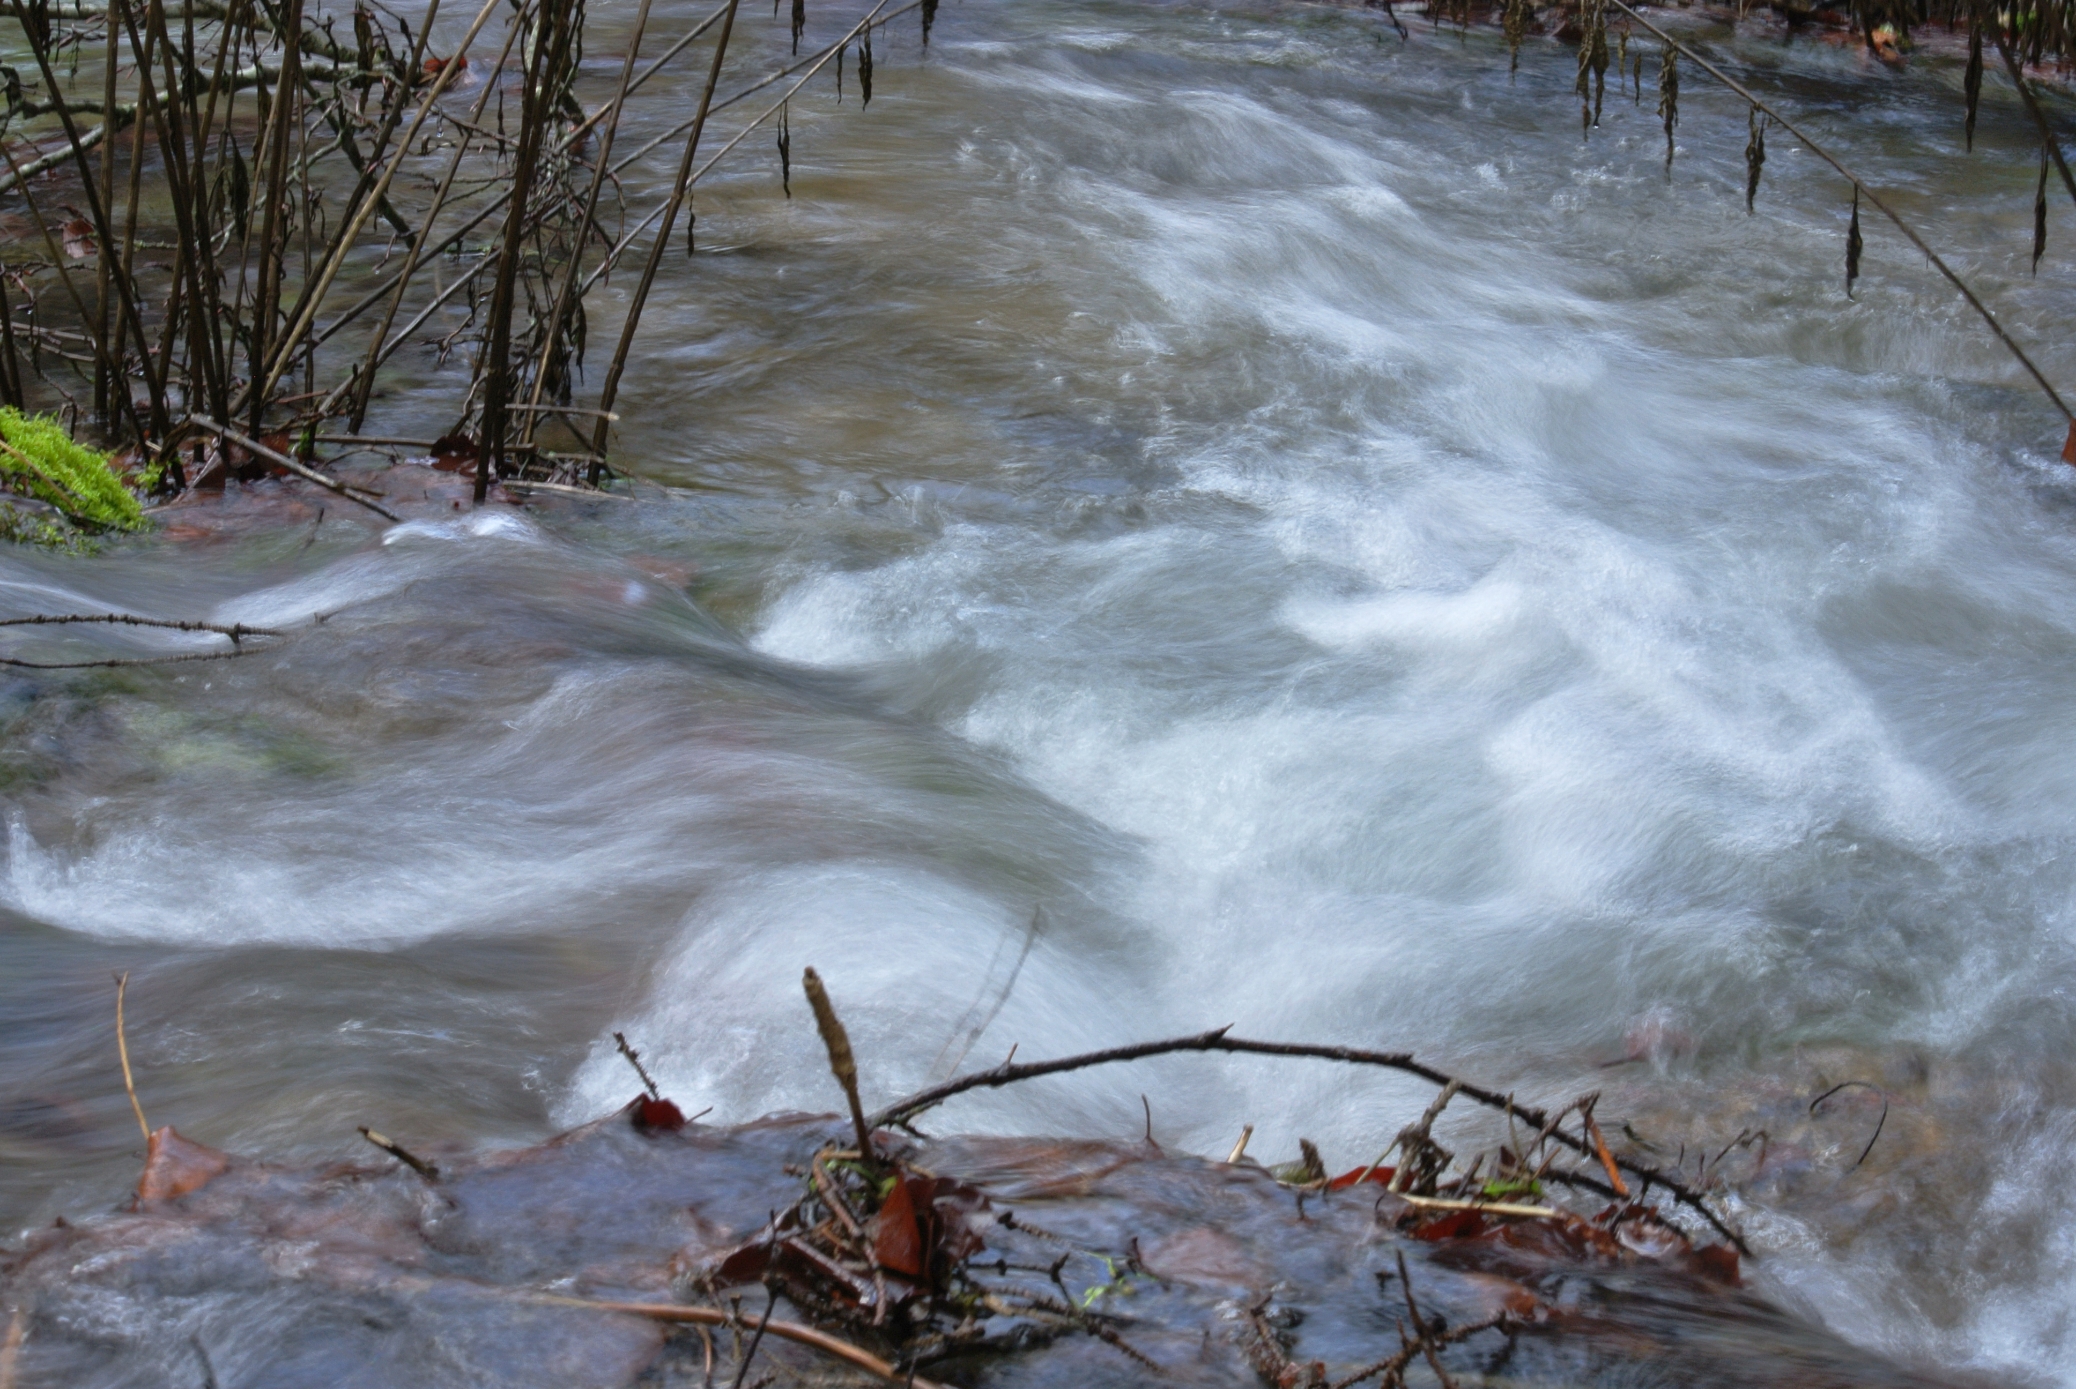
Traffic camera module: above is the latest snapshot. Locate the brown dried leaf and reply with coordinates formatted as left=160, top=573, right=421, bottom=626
left=137, top=1126, right=229, bottom=1202
left=872, top=1171, right=924, bottom=1277
left=60, top=217, right=94, bottom=260
left=429, top=432, right=479, bottom=471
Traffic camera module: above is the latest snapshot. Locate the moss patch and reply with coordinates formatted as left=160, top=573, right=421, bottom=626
left=0, top=409, right=146, bottom=534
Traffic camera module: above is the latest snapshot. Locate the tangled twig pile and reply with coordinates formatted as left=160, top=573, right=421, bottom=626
left=561, top=966, right=1750, bottom=1386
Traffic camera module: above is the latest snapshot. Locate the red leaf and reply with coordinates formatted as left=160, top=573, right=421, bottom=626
left=2062, top=419, right=2076, bottom=466
left=1695, top=1243, right=1740, bottom=1286
left=429, top=432, right=479, bottom=472
left=632, top=1095, right=684, bottom=1132
left=1408, top=1208, right=1486, bottom=1241
left=872, top=1173, right=926, bottom=1278
left=424, top=52, right=467, bottom=75
left=1327, top=1165, right=1395, bottom=1191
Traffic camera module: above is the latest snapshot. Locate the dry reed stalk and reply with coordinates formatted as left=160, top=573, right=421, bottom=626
left=583, top=0, right=743, bottom=462
left=477, top=0, right=576, bottom=500
left=518, top=0, right=656, bottom=455
left=246, top=0, right=498, bottom=411
left=802, top=966, right=877, bottom=1167
left=335, top=7, right=526, bottom=428
left=113, top=971, right=149, bottom=1146
left=1611, top=0, right=2074, bottom=425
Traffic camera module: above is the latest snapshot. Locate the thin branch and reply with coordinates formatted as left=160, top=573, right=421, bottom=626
left=188, top=415, right=401, bottom=519
left=1610, top=0, right=2073, bottom=423
left=0, top=612, right=283, bottom=637
left=867, top=1030, right=1748, bottom=1253
left=524, top=1294, right=951, bottom=1389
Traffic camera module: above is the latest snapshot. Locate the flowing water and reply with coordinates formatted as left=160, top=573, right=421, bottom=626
left=5, top=0, right=2076, bottom=1381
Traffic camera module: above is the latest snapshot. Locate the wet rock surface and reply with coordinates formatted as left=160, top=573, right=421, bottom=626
left=0, top=1108, right=1982, bottom=1388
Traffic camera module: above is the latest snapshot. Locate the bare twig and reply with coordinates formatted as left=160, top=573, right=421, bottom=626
left=614, top=1031, right=661, bottom=1100
left=0, top=613, right=282, bottom=638
left=526, top=1294, right=951, bottom=1388
left=728, top=1285, right=777, bottom=1389
left=187, top=416, right=401, bottom=520
left=357, top=1125, right=439, bottom=1180
left=867, top=1030, right=1747, bottom=1253
left=114, top=971, right=149, bottom=1146
left=1810, top=1080, right=1888, bottom=1171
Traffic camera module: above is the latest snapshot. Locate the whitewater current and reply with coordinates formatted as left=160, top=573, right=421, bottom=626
left=5, top=0, right=2076, bottom=1381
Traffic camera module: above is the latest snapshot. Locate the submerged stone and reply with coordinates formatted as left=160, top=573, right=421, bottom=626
left=0, top=1108, right=1980, bottom=1388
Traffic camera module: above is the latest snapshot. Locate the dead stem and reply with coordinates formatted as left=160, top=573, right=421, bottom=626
left=527, top=1294, right=952, bottom=1389
left=113, top=970, right=149, bottom=1146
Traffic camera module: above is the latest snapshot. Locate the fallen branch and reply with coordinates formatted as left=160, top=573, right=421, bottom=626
left=525, top=1294, right=951, bottom=1389
left=867, top=1029, right=1748, bottom=1253
left=0, top=613, right=282, bottom=638
left=357, top=1126, right=438, bottom=1181
left=187, top=416, right=401, bottom=521
left=0, top=647, right=272, bottom=669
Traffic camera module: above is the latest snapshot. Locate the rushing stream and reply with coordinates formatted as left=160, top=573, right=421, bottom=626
left=6, top=0, right=2076, bottom=1382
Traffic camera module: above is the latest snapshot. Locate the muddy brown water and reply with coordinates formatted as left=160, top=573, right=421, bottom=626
left=6, top=0, right=2076, bottom=1382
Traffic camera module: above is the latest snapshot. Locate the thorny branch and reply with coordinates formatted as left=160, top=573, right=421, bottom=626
left=868, top=1028, right=1750, bottom=1252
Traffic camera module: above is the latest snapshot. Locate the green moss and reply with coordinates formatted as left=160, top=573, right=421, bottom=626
left=0, top=409, right=146, bottom=533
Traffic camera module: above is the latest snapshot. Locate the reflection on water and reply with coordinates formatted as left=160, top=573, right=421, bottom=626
left=6, top=0, right=2076, bottom=1382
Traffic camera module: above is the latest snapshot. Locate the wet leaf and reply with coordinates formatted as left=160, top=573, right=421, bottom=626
left=1694, top=1242, right=1740, bottom=1285
left=873, top=1170, right=925, bottom=1276
left=1657, top=46, right=1679, bottom=168
left=137, top=1126, right=229, bottom=1202
left=2035, top=139, right=2049, bottom=274
left=1744, top=109, right=1766, bottom=213
left=633, top=1095, right=685, bottom=1132
left=921, top=0, right=936, bottom=46
left=1846, top=186, right=1863, bottom=299
left=1409, top=1207, right=1485, bottom=1241
left=791, top=0, right=804, bottom=54
left=225, top=140, right=250, bottom=243
left=777, top=103, right=791, bottom=199
left=1964, top=17, right=1983, bottom=151
left=429, top=432, right=479, bottom=471
left=1326, top=1164, right=1396, bottom=1190
left=59, top=217, right=94, bottom=260
left=860, top=29, right=873, bottom=108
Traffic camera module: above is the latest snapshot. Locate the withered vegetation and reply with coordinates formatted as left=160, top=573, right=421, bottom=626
left=0, top=0, right=2064, bottom=541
